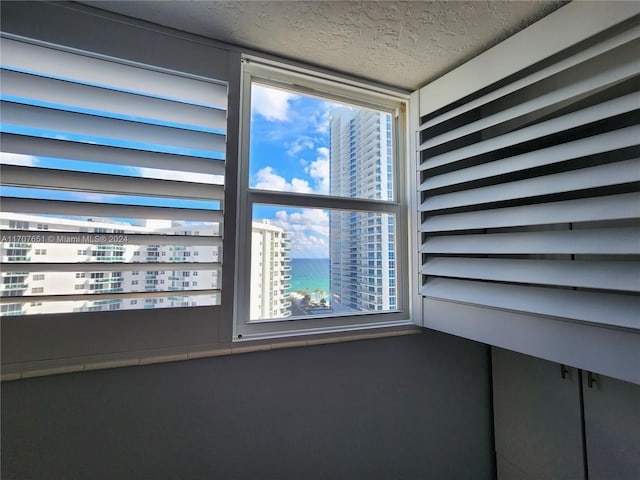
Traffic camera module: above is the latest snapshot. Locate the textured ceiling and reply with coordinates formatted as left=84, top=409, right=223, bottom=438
left=79, top=1, right=565, bottom=91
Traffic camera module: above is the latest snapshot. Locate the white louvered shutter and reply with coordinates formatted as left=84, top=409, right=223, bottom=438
left=0, top=36, right=228, bottom=315
left=416, top=5, right=640, bottom=382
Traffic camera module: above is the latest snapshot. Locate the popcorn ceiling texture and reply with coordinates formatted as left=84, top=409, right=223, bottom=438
left=81, top=1, right=565, bottom=90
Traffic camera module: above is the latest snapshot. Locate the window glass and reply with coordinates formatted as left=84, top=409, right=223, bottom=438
left=249, top=83, right=394, bottom=201
left=250, top=205, right=397, bottom=320
left=244, top=79, right=402, bottom=328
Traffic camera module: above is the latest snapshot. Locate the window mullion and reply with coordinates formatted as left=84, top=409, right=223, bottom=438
left=248, top=190, right=401, bottom=214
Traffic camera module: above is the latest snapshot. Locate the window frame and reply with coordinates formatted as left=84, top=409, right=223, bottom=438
left=233, top=58, right=413, bottom=341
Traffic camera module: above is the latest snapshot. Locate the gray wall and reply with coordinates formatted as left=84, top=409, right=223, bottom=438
left=1, top=331, right=494, bottom=480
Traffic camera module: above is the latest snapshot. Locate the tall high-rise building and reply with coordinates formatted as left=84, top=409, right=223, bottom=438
left=329, top=109, right=396, bottom=313
left=0, top=213, right=220, bottom=316
left=250, top=220, right=292, bottom=320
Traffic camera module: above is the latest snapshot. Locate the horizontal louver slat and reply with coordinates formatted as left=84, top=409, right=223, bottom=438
left=420, top=158, right=639, bottom=212
left=419, top=40, right=640, bottom=151
left=423, top=297, right=640, bottom=385
left=420, top=258, right=640, bottom=292
left=1, top=38, right=227, bottom=108
left=420, top=127, right=640, bottom=192
left=421, top=193, right=640, bottom=232
left=0, top=290, right=221, bottom=305
left=2, top=165, right=224, bottom=201
left=2, top=101, right=226, bottom=155
left=2, top=198, right=222, bottom=222
left=420, top=91, right=639, bottom=170
left=1, top=133, right=225, bottom=176
left=421, top=278, right=640, bottom=331
left=422, top=228, right=640, bottom=255
left=1, top=68, right=227, bottom=131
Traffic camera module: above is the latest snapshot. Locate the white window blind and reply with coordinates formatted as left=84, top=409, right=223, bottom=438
left=416, top=7, right=640, bottom=382
left=0, top=36, right=228, bottom=315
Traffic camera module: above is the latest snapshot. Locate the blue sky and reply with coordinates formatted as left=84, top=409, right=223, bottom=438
left=249, top=83, right=346, bottom=258
left=250, top=83, right=333, bottom=196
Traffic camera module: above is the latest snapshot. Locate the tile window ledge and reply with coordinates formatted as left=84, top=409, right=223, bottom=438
left=1, top=326, right=422, bottom=381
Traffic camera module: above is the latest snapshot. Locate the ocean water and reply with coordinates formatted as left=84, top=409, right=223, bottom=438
left=289, top=258, right=329, bottom=297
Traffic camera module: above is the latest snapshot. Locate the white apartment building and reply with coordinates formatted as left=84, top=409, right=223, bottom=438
left=328, top=109, right=396, bottom=313
left=250, top=220, right=292, bottom=320
left=0, top=213, right=220, bottom=316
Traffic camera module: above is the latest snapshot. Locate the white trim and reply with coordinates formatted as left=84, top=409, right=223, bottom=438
left=423, top=298, right=640, bottom=385
left=234, top=61, right=411, bottom=340
left=408, top=90, right=423, bottom=327
left=243, top=55, right=410, bottom=103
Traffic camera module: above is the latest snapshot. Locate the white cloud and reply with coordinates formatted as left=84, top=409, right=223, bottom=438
left=253, top=149, right=329, bottom=196
left=317, top=147, right=330, bottom=158
left=252, top=84, right=298, bottom=122
left=311, top=106, right=332, bottom=134
left=271, top=208, right=329, bottom=257
left=305, top=147, right=330, bottom=194
left=254, top=166, right=312, bottom=193
left=1, top=153, right=39, bottom=167
left=286, top=136, right=315, bottom=156
left=295, top=209, right=328, bottom=229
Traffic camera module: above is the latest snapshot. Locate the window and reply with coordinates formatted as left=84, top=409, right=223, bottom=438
left=235, top=61, right=410, bottom=339
left=8, top=220, right=29, bottom=229
left=0, top=7, right=411, bottom=345
left=0, top=35, right=228, bottom=316
left=1, top=303, right=23, bottom=315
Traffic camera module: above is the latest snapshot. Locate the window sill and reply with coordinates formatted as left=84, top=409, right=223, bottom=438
left=1, top=325, right=422, bottom=381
